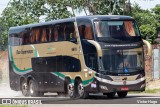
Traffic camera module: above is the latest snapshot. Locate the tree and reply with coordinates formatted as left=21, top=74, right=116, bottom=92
left=72, top=0, right=128, bottom=15
left=45, top=0, right=73, bottom=21
left=0, top=0, right=159, bottom=46
left=130, top=3, right=159, bottom=44
left=0, top=0, right=47, bottom=47
left=152, top=4, right=160, bottom=38
left=46, top=0, right=128, bottom=16
left=0, top=0, right=74, bottom=46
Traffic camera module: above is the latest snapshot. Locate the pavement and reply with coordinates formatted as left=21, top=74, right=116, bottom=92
left=0, top=82, right=160, bottom=106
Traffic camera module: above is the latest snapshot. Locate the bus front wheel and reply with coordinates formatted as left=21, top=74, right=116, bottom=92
left=21, top=80, right=29, bottom=96
left=117, top=91, right=128, bottom=98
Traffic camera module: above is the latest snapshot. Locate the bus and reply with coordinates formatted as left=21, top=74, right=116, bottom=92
left=8, top=15, right=152, bottom=98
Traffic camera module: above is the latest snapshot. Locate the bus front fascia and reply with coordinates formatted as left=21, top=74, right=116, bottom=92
left=87, top=39, right=152, bottom=59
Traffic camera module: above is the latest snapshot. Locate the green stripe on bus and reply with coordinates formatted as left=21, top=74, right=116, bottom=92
left=9, top=47, right=32, bottom=72
left=53, top=72, right=94, bottom=86
left=54, top=72, right=65, bottom=78
left=10, top=46, right=94, bottom=84
left=82, top=77, right=94, bottom=86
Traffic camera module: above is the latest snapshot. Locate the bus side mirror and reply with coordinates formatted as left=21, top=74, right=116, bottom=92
left=143, top=39, right=152, bottom=56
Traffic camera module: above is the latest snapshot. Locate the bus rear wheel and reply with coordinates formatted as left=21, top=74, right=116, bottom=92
left=29, top=79, right=43, bottom=97
left=76, top=80, right=89, bottom=99
left=21, top=80, right=29, bottom=96
left=65, top=79, right=74, bottom=98
left=103, top=92, right=116, bottom=98
left=117, top=91, right=128, bottom=98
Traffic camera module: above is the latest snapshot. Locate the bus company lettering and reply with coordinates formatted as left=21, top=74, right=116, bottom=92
left=16, top=50, right=33, bottom=54
left=104, top=44, right=137, bottom=47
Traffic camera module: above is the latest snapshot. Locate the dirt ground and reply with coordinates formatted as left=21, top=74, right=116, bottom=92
left=0, top=51, right=9, bottom=83
left=146, top=79, right=160, bottom=90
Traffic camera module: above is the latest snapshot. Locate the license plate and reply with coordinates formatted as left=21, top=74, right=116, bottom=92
left=121, top=87, right=129, bottom=91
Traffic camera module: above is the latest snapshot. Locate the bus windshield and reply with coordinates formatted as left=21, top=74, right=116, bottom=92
left=94, top=20, right=141, bottom=42
left=101, top=48, right=144, bottom=74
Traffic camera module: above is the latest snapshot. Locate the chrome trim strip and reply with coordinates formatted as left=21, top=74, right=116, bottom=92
left=95, top=76, right=145, bottom=85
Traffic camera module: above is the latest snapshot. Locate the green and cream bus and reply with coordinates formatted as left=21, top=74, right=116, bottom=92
left=8, top=15, right=151, bottom=98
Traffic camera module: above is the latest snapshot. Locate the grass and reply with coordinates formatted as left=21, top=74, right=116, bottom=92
left=144, top=89, right=160, bottom=93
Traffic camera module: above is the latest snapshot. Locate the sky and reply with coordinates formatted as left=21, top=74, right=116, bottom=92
left=130, top=0, right=159, bottom=9
left=0, top=0, right=9, bottom=15
left=0, top=0, right=159, bottom=16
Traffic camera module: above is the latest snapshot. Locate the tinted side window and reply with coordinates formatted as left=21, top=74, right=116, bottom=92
left=10, top=33, right=22, bottom=46
left=63, top=56, right=81, bottom=72
left=64, top=22, right=75, bottom=41
left=9, top=28, right=27, bottom=46
left=32, top=56, right=81, bottom=72
left=30, top=27, right=41, bottom=43
left=50, top=24, right=64, bottom=42
left=78, top=21, right=93, bottom=40
left=12, top=22, right=76, bottom=45
left=22, top=28, right=31, bottom=45
left=41, top=27, right=50, bottom=43
left=30, top=26, right=50, bottom=44
left=51, top=22, right=75, bottom=42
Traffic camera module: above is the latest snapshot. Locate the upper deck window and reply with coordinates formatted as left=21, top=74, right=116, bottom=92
left=94, top=20, right=140, bottom=42
left=9, top=22, right=76, bottom=46
left=78, top=21, right=94, bottom=40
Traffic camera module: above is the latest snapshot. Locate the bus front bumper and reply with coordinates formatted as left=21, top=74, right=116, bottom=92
left=95, top=76, right=146, bottom=92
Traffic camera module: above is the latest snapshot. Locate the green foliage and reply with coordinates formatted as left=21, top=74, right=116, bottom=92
left=152, top=4, right=160, bottom=15
left=140, top=25, right=156, bottom=43
left=130, top=3, right=160, bottom=44
left=68, top=0, right=127, bottom=15
left=45, top=0, right=72, bottom=21
left=0, top=0, right=159, bottom=46
left=0, top=0, right=43, bottom=48
left=144, top=89, right=160, bottom=93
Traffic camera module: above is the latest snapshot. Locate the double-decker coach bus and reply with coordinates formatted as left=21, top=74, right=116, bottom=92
left=8, top=15, right=152, bottom=98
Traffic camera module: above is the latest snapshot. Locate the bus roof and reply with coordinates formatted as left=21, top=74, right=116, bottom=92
left=9, top=15, right=134, bottom=32
left=76, top=15, right=134, bottom=20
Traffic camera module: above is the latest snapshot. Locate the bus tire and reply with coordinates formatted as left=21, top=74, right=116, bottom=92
left=103, top=92, right=116, bottom=98
left=21, top=80, right=29, bottom=96
left=76, top=80, right=89, bottom=99
left=65, top=79, right=74, bottom=98
left=117, top=91, right=128, bottom=98
left=29, top=79, right=39, bottom=97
